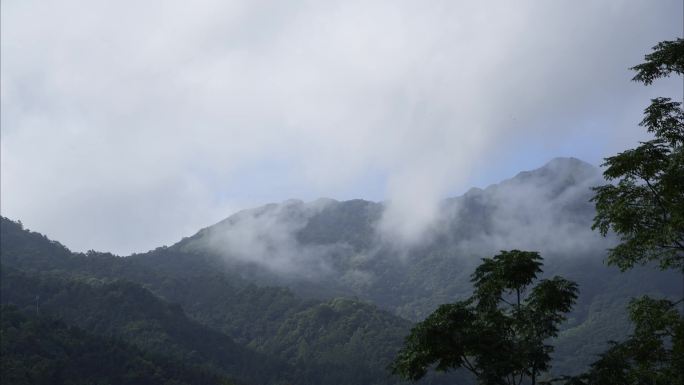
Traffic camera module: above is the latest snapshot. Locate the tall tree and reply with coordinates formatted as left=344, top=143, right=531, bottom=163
left=591, top=38, right=684, bottom=272
left=559, top=38, right=684, bottom=385
left=391, top=250, right=578, bottom=385
left=562, top=296, right=683, bottom=385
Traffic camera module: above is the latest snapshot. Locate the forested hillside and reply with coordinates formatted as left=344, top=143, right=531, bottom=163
left=1, top=158, right=680, bottom=383
left=0, top=267, right=293, bottom=384
left=0, top=306, right=235, bottom=385
left=0, top=216, right=462, bottom=384
left=145, top=158, right=681, bottom=374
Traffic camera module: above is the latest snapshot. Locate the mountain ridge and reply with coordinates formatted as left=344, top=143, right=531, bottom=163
left=183, top=156, right=599, bottom=248
left=2, top=156, right=680, bottom=380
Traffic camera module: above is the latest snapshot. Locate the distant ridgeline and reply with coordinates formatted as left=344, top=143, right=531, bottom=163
left=1, top=158, right=680, bottom=384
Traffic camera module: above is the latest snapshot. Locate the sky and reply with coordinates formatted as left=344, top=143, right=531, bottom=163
left=1, top=0, right=683, bottom=255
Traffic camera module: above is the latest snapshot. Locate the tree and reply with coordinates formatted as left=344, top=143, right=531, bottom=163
left=390, top=250, right=578, bottom=385
left=560, top=38, right=684, bottom=385
left=591, top=38, right=684, bottom=272
left=563, top=297, right=684, bottom=385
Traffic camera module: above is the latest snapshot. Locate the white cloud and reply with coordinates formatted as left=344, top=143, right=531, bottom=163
left=1, top=0, right=681, bottom=254
left=188, top=198, right=338, bottom=277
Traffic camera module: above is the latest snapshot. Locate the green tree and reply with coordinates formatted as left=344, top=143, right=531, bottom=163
left=591, top=38, right=684, bottom=272
left=564, top=297, right=683, bottom=385
left=391, top=250, right=578, bottom=385
left=561, top=38, right=684, bottom=385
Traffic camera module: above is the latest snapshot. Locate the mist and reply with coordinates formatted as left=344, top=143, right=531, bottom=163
left=440, top=158, right=614, bottom=258
left=185, top=158, right=616, bottom=284
left=188, top=198, right=342, bottom=278
left=1, top=0, right=682, bottom=254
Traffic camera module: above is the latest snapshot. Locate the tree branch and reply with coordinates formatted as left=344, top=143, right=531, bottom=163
left=461, top=355, right=481, bottom=377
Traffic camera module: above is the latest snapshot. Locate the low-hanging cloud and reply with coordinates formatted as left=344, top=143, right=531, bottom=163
left=182, top=158, right=616, bottom=289
left=440, top=158, right=615, bottom=258
left=186, top=199, right=342, bottom=278
left=1, top=0, right=682, bottom=254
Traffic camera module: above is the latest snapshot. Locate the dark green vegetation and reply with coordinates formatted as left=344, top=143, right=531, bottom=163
left=567, top=296, right=683, bottom=385
left=0, top=266, right=291, bottom=385
left=167, top=157, right=680, bottom=377
left=592, top=38, right=684, bottom=272
left=563, top=38, right=684, bottom=385
left=392, top=251, right=578, bottom=385
left=1, top=305, right=233, bottom=385
left=1, top=217, right=459, bottom=384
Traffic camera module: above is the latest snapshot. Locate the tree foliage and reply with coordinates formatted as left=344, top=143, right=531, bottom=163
left=1, top=217, right=442, bottom=385
left=0, top=305, right=234, bottom=385
left=564, top=38, right=684, bottom=385
left=391, top=250, right=578, bottom=385
left=630, top=38, right=684, bottom=85
left=558, top=297, right=683, bottom=385
left=591, top=38, right=684, bottom=272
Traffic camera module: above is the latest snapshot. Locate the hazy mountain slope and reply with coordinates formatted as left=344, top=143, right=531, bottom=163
left=2, top=157, right=680, bottom=379
left=0, top=267, right=291, bottom=385
left=0, top=306, right=234, bottom=385
left=1, top=217, right=456, bottom=384
left=154, top=157, right=682, bottom=375
left=167, top=158, right=678, bottom=316
left=169, top=157, right=612, bottom=311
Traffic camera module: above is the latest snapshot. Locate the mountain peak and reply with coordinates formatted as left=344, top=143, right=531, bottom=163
left=542, top=157, right=596, bottom=171
left=507, top=157, right=599, bottom=185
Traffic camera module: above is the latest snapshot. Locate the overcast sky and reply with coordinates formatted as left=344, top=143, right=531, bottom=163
left=2, top=0, right=682, bottom=255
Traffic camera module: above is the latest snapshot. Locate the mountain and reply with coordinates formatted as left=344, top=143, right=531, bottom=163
left=160, top=158, right=675, bottom=307
left=0, top=266, right=292, bottom=384
left=1, top=157, right=680, bottom=381
left=0, top=305, right=235, bottom=385
left=1, top=217, right=459, bottom=384
left=169, top=158, right=609, bottom=306
left=145, top=157, right=681, bottom=374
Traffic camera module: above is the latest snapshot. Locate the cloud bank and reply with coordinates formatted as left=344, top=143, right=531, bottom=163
left=1, top=0, right=682, bottom=254
left=189, top=198, right=340, bottom=277
left=184, top=158, right=614, bottom=288
left=441, top=158, right=612, bottom=258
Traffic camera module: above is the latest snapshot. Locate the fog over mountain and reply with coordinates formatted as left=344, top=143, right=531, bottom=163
left=155, top=157, right=676, bottom=377
left=441, top=157, right=610, bottom=257
left=2, top=1, right=682, bottom=383
left=2, top=1, right=681, bottom=255
left=2, top=157, right=680, bottom=381
left=183, top=158, right=612, bottom=283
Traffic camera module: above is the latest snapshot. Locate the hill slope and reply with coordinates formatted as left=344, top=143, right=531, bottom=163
left=0, top=306, right=234, bottom=385
left=1, top=217, right=458, bottom=384
left=2, top=157, right=680, bottom=379
left=146, top=157, right=681, bottom=374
